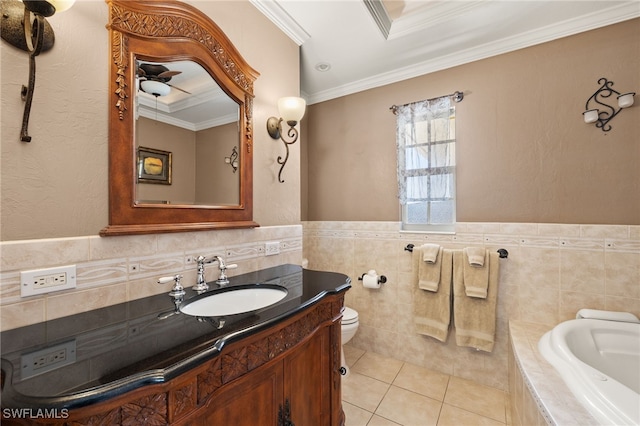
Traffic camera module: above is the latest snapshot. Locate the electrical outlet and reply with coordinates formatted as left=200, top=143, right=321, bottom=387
left=21, top=265, right=76, bottom=297
left=265, top=241, right=280, bottom=256
left=21, top=340, right=76, bottom=379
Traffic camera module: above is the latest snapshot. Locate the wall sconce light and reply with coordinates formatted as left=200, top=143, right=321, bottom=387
left=266, top=97, right=306, bottom=183
left=1, top=0, right=75, bottom=142
left=224, top=146, right=239, bottom=173
left=583, top=77, right=635, bottom=132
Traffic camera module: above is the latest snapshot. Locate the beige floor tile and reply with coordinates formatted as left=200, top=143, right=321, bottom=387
left=352, top=351, right=404, bottom=383
left=437, top=404, right=505, bottom=426
left=393, top=363, right=450, bottom=402
left=375, top=385, right=442, bottom=426
left=345, top=343, right=366, bottom=367
left=343, top=371, right=391, bottom=412
left=343, top=401, right=373, bottom=426
left=444, top=376, right=506, bottom=423
left=367, top=415, right=402, bottom=426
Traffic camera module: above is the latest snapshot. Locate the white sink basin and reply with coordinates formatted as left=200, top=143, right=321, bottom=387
left=179, top=284, right=288, bottom=317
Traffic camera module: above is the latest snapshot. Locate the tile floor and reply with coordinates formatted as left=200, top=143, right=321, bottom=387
left=342, top=345, right=509, bottom=426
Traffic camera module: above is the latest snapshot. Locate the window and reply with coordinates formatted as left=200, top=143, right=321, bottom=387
left=396, top=96, right=456, bottom=232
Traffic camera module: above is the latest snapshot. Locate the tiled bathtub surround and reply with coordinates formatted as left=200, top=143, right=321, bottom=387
left=0, top=225, right=303, bottom=331
left=303, top=221, right=640, bottom=391
left=508, top=321, right=597, bottom=426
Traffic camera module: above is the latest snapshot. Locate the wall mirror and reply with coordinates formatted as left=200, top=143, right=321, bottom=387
left=101, top=0, right=259, bottom=236
left=135, top=59, right=240, bottom=206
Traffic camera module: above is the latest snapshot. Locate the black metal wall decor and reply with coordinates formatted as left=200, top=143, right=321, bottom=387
left=1, top=0, right=75, bottom=142
left=225, top=146, right=239, bottom=173
left=583, top=77, right=635, bottom=132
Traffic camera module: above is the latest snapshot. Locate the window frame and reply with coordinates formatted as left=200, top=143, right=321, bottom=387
left=397, top=99, right=456, bottom=233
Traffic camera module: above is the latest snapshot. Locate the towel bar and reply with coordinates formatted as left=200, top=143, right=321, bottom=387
left=404, top=244, right=509, bottom=259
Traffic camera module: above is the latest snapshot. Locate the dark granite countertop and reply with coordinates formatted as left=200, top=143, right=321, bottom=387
left=0, top=265, right=351, bottom=409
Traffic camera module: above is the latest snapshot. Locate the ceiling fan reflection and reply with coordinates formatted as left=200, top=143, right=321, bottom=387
left=137, top=63, right=191, bottom=96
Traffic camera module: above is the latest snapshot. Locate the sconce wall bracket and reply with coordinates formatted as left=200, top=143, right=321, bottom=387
left=1, top=1, right=55, bottom=53
left=267, top=97, right=306, bottom=183
left=1, top=0, right=59, bottom=142
left=267, top=117, right=298, bottom=183
left=584, top=77, right=635, bottom=132
left=266, top=117, right=282, bottom=139
left=225, top=146, right=239, bottom=173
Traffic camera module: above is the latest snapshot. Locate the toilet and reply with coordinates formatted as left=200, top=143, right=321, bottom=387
left=340, top=306, right=359, bottom=376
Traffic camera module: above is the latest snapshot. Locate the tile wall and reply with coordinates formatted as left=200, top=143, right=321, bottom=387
left=0, top=225, right=303, bottom=331
left=2, top=220, right=638, bottom=392
left=303, top=221, right=640, bottom=391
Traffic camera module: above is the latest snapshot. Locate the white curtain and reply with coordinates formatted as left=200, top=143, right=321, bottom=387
left=396, top=96, right=454, bottom=206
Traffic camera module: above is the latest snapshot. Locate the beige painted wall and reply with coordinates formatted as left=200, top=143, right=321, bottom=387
left=0, top=0, right=301, bottom=241
left=196, top=122, right=240, bottom=205
left=304, top=19, right=640, bottom=225
left=136, top=118, right=196, bottom=204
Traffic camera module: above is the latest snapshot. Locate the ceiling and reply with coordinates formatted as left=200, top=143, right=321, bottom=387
left=137, top=60, right=238, bottom=131
left=250, top=0, right=640, bottom=105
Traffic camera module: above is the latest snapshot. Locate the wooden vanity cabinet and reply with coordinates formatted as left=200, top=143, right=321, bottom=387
left=2, top=294, right=345, bottom=426
left=197, top=325, right=331, bottom=426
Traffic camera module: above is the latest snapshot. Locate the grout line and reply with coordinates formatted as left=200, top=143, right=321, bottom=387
left=345, top=348, right=508, bottom=425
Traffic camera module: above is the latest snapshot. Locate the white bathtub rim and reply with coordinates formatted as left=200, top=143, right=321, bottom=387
left=538, top=320, right=640, bottom=426
left=509, top=321, right=599, bottom=426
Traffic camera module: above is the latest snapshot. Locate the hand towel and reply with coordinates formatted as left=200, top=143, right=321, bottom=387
left=462, top=248, right=489, bottom=298
left=413, top=248, right=453, bottom=342
left=464, top=247, right=486, bottom=267
left=422, top=244, right=441, bottom=263
left=452, top=250, right=499, bottom=352
left=418, top=245, right=443, bottom=291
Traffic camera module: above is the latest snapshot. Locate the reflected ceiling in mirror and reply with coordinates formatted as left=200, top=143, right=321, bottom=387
left=136, top=60, right=239, bottom=131
left=135, top=59, right=241, bottom=207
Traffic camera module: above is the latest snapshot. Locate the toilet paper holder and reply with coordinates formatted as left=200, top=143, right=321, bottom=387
left=358, top=273, right=387, bottom=284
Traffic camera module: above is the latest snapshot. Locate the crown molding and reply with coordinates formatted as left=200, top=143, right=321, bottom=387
left=249, top=0, right=310, bottom=46
left=386, top=1, right=485, bottom=40
left=362, top=0, right=391, bottom=39
left=306, top=3, right=640, bottom=105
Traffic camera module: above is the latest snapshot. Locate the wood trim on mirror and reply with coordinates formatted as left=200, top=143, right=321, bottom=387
left=100, top=0, right=259, bottom=236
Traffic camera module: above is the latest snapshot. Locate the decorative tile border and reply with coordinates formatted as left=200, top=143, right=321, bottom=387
left=0, top=226, right=303, bottom=330
left=303, top=221, right=640, bottom=253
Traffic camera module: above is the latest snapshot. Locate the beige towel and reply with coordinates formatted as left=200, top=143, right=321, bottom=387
left=453, top=250, right=499, bottom=352
left=464, top=247, right=486, bottom=267
left=413, top=249, right=453, bottom=342
left=418, top=245, right=443, bottom=291
left=422, top=244, right=441, bottom=263
left=463, top=248, right=489, bottom=298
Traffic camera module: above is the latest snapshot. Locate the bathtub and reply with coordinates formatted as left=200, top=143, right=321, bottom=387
left=538, top=313, right=640, bottom=426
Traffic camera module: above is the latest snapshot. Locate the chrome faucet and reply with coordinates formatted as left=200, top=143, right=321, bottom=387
left=209, top=255, right=237, bottom=285
left=158, top=274, right=185, bottom=299
left=193, top=255, right=211, bottom=292
left=157, top=274, right=185, bottom=319
left=193, top=255, right=237, bottom=288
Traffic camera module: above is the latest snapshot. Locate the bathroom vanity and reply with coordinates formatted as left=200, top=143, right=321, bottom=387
left=0, top=265, right=351, bottom=425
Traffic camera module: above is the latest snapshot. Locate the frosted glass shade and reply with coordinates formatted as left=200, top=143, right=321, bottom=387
left=583, top=109, right=599, bottom=124
left=617, top=92, right=635, bottom=108
left=278, top=97, right=306, bottom=124
left=141, top=80, right=171, bottom=97
left=49, top=0, right=76, bottom=12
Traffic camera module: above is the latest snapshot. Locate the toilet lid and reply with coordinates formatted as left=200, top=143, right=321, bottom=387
left=342, top=307, right=358, bottom=324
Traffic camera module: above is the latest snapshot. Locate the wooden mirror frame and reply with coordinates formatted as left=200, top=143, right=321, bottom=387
left=100, top=0, right=259, bottom=236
